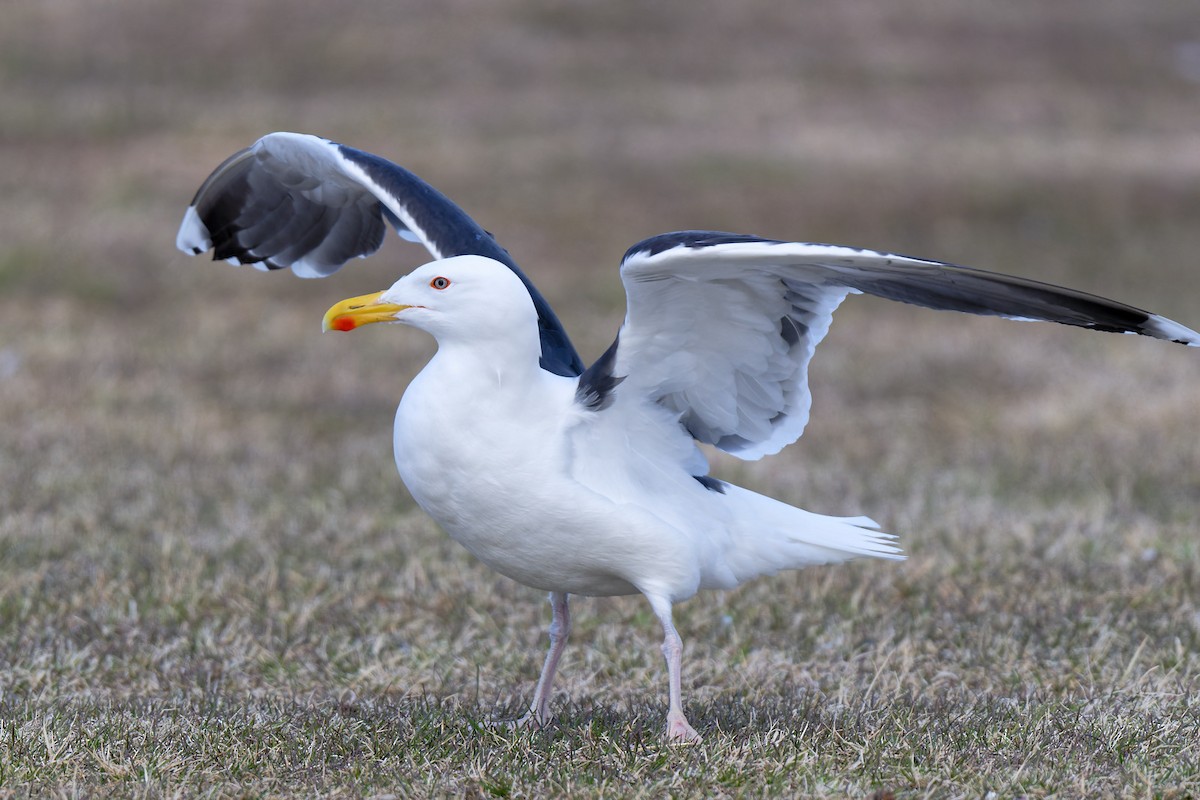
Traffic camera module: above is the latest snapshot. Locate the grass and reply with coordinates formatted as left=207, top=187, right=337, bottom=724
left=2, top=0, right=1199, bottom=796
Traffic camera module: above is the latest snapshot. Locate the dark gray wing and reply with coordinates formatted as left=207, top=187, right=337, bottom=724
left=177, top=132, right=583, bottom=376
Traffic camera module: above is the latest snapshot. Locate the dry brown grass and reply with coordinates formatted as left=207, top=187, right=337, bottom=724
left=2, top=1, right=1199, bottom=797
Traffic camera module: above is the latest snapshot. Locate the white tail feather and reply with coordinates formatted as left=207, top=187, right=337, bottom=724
left=717, top=484, right=903, bottom=586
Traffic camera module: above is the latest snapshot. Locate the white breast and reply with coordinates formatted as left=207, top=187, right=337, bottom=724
left=392, top=353, right=664, bottom=596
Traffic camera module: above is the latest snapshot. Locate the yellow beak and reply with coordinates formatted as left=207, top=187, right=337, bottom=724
left=322, top=291, right=412, bottom=332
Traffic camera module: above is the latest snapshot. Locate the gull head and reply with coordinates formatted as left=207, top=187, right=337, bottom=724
left=322, top=255, right=538, bottom=344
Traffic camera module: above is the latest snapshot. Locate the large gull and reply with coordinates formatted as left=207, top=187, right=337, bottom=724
left=178, top=132, right=1199, bottom=742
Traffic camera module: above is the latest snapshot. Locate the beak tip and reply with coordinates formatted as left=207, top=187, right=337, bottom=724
left=323, top=316, right=356, bottom=333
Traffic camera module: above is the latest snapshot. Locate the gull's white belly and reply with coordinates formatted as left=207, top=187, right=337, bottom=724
left=392, top=383, right=700, bottom=597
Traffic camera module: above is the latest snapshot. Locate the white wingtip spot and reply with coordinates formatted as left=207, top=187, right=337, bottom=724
left=290, top=257, right=328, bottom=279
left=176, top=206, right=211, bottom=255
left=1146, top=314, right=1200, bottom=346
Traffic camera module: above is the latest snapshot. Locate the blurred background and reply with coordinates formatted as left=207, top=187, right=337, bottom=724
left=6, top=0, right=1200, bottom=303
left=1, top=1, right=1199, bottom=791
left=5, top=0, right=1197, bottom=516
left=4, top=0, right=1200, bottom=590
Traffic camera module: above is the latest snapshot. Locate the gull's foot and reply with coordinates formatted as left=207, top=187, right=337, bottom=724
left=665, top=710, right=701, bottom=743
left=492, top=711, right=552, bottom=731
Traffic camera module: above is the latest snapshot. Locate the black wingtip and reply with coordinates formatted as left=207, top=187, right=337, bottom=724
left=693, top=475, right=727, bottom=494
left=576, top=337, right=625, bottom=411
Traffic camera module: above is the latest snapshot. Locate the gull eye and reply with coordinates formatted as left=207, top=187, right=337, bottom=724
left=430, top=276, right=451, bottom=290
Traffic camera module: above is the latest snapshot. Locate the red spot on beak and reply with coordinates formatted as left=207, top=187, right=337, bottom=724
left=331, top=316, right=356, bottom=332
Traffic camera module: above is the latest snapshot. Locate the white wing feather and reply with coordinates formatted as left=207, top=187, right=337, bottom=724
left=611, top=233, right=1199, bottom=461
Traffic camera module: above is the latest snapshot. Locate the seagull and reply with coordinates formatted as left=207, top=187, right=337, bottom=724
left=178, top=132, right=1199, bottom=742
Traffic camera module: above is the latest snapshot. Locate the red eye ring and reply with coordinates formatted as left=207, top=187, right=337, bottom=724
left=430, top=276, right=451, bottom=290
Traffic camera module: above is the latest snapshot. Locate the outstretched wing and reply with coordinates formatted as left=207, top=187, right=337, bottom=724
left=586, top=231, right=1199, bottom=461
left=176, top=132, right=583, bottom=376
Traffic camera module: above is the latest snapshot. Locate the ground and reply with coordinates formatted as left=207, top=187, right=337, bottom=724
left=0, top=1, right=1198, bottom=797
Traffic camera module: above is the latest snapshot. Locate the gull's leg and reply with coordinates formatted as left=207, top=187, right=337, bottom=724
left=515, top=591, right=570, bottom=729
left=646, top=594, right=701, bottom=743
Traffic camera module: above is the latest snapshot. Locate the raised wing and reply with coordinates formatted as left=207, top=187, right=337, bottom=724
left=593, top=231, right=1199, bottom=461
left=176, top=132, right=583, bottom=376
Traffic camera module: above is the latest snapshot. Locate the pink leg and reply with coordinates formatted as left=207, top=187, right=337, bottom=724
left=516, top=591, right=570, bottom=729
left=646, top=595, right=701, bottom=743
